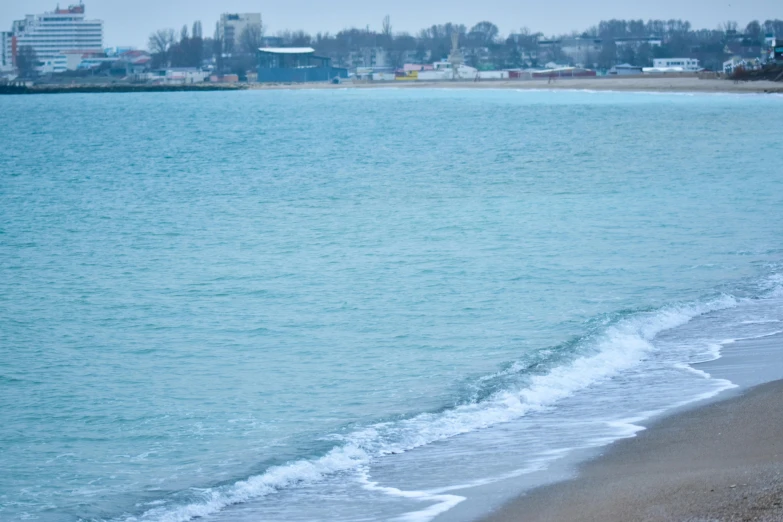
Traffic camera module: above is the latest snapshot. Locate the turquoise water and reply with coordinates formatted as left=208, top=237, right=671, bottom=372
left=1, top=89, right=783, bottom=522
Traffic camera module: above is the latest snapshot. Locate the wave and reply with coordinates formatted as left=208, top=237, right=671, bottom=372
left=120, top=283, right=779, bottom=522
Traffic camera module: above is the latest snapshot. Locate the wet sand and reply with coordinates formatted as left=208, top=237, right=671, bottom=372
left=481, top=378, right=783, bottom=522
left=249, top=77, right=783, bottom=94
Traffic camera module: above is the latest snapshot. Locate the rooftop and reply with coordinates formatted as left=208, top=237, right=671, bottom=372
left=258, top=47, right=315, bottom=54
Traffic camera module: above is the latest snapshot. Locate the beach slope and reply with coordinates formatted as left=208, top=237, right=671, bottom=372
left=483, top=379, right=783, bottom=522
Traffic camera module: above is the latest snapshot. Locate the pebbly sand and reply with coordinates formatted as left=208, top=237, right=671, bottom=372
left=481, top=334, right=783, bottom=522
left=248, top=77, right=783, bottom=94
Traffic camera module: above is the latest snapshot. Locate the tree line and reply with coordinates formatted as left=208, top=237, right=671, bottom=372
left=12, top=15, right=782, bottom=79
left=144, top=16, right=782, bottom=75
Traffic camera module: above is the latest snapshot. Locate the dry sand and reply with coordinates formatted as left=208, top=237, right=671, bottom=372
left=481, top=379, right=783, bottom=522
left=249, top=77, right=783, bottom=94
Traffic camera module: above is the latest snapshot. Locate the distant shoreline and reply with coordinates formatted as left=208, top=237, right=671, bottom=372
left=0, top=84, right=246, bottom=95
left=249, top=77, right=783, bottom=94
left=2, top=77, right=781, bottom=95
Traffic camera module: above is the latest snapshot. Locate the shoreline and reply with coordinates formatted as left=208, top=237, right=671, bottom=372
left=250, top=77, right=783, bottom=94
left=0, top=83, right=246, bottom=95
left=478, top=333, right=783, bottom=522
left=2, top=77, right=782, bottom=95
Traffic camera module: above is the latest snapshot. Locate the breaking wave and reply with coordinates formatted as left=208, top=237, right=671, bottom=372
left=118, top=288, right=759, bottom=522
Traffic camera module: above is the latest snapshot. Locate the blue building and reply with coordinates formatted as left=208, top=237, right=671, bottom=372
left=257, top=47, right=348, bottom=83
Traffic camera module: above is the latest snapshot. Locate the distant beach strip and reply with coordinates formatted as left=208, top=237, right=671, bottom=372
left=3, top=77, right=782, bottom=95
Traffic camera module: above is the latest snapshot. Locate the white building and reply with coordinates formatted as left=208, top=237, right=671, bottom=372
left=217, top=13, right=262, bottom=53
left=38, top=55, right=68, bottom=73
left=145, top=68, right=209, bottom=84
left=6, top=3, right=103, bottom=65
left=614, top=37, right=663, bottom=48
left=1, top=31, right=12, bottom=71
left=651, top=58, right=700, bottom=71
left=561, top=38, right=602, bottom=65
left=723, top=56, right=762, bottom=75
left=417, top=61, right=479, bottom=81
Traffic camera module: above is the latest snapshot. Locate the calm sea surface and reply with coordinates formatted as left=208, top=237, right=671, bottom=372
left=1, top=89, right=783, bottom=522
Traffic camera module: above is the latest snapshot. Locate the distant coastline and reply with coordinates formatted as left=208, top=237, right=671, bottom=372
left=2, top=77, right=781, bottom=95
left=0, top=83, right=246, bottom=95
left=249, top=77, right=783, bottom=94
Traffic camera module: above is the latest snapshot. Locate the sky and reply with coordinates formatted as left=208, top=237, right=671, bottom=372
left=2, top=0, right=782, bottom=49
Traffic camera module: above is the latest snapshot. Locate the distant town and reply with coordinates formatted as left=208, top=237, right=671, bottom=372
left=1, top=2, right=782, bottom=87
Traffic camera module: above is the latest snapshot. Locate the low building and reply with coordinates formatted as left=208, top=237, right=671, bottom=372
left=116, top=50, right=151, bottom=74
left=531, top=67, right=597, bottom=78
left=347, top=47, right=389, bottom=69
left=477, top=70, right=509, bottom=80
left=37, top=55, right=68, bottom=73
left=76, top=56, right=115, bottom=70
left=614, top=37, right=662, bottom=48
left=561, top=38, right=602, bottom=64
left=257, top=47, right=347, bottom=83
left=146, top=68, right=208, bottom=84
left=371, top=71, right=396, bottom=81
left=105, top=46, right=136, bottom=57
left=59, top=49, right=106, bottom=70
left=416, top=61, right=478, bottom=81
left=355, top=66, right=395, bottom=80
left=610, top=63, right=643, bottom=75
left=723, top=56, right=762, bottom=75
left=651, top=58, right=701, bottom=72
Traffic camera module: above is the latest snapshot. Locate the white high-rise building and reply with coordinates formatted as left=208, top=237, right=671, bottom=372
left=217, top=13, right=262, bottom=53
left=8, top=3, right=103, bottom=64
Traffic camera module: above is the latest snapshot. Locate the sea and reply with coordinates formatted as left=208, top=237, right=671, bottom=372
left=1, top=88, right=783, bottom=522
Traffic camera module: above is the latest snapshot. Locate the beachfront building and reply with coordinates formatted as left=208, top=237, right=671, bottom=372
left=218, top=13, right=262, bottom=54
left=614, top=37, right=663, bottom=49
left=37, top=55, right=68, bottom=74
left=610, top=63, right=643, bottom=75
left=774, top=38, right=783, bottom=63
left=723, top=56, right=763, bottom=75
left=561, top=38, right=603, bottom=65
left=346, top=47, right=390, bottom=69
left=5, top=3, right=103, bottom=67
left=257, top=47, right=348, bottom=83
left=650, top=58, right=701, bottom=72
left=538, top=38, right=602, bottom=66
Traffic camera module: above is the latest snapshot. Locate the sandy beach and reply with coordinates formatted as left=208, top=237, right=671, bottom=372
left=248, top=77, right=783, bottom=94
left=482, top=334, right=783, bottom=522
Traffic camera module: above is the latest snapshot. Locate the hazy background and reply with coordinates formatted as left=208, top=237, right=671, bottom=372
left=2, top=0, right=782, bottom=52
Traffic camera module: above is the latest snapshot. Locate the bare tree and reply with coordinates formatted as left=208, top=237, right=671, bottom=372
left=721, top=21, right=738, bottom=34
left=469, top=21, right=500, bottom=46
left=382, top=15, right=392, bottom=38
left=213, top=22, right=225, bottom=72
left=744, top=20, right=762, bottom=43
left=240, top=23, right=265, bottom=55
left=16, top=45, right=38, bottom=78
left=148, top=28, right=176, bottom=67
left=192, top=21, right=203, bottom=39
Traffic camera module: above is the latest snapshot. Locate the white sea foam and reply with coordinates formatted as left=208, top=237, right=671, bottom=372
left=358, top=469, right=466, bottom=522
left=122, top=294, right=743, bottom=522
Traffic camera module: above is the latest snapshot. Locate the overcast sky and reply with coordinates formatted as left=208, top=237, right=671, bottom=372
left=2, top=0, right=782, bottom=49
